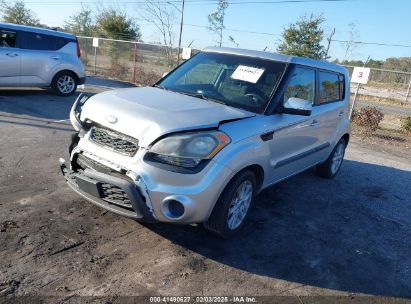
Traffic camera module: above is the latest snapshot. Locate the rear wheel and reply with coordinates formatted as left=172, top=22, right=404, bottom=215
left=51, top=71, right=78, bottom=96
left=316, top=138, right=347, bottom=179
left=204, top=170, right=257, bottom=238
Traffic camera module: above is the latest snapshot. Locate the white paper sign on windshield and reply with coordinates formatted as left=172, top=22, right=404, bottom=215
left=231, top=65, right=265, bottom=83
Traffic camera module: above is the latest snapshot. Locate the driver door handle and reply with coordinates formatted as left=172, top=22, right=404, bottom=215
left=260, top=131, right=274, bottom=142
left=310, top=119, right=319, bottom=127
left=6, top=53, right=19, bottom=57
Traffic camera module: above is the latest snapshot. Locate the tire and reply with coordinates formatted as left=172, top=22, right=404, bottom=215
left=204, top=170, right=257, bottom=238
left=316, top=138, right=347, bottom=179
left=51, top=71, right=78, bottom=96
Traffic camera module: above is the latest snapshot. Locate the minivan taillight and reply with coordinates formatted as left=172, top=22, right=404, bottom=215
left=76, top=38, right=81, bottom=58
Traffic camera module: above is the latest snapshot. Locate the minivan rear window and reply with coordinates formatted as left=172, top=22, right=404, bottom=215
left=0, top=30, right=17, bottom=48
left=20, top=32, right=69, bottom=51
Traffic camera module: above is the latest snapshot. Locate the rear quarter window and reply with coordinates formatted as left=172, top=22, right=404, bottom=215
left=318, top=71, right=344, bottom=104
left=20, top=32, right=69, bottom=51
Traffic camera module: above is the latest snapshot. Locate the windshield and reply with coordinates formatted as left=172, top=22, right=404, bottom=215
left=158, top=52, right=287, bottom=114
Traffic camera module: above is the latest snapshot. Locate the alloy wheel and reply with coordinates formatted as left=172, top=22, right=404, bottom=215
left=227, top=180, right=253, bottom=230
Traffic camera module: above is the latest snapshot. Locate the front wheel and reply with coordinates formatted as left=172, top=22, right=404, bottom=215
left=204, top=170, right=257, bottom=238
left=316, top=138, right=347, bottom=179
left=51, top=71, right=78, bottom=96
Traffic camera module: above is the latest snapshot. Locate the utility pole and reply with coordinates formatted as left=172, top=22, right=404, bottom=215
left=177, top=0, right=185, bottom=65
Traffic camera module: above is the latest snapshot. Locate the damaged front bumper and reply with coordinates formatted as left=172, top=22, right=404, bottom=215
left=59, top=158, right=156, bottom=222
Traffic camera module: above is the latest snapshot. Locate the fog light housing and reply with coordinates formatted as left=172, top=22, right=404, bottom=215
left=164, top=199, right=185, bottom=219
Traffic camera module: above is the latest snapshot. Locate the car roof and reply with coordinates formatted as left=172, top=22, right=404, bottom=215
left=203, top=46, right=347, bottom=74
left=0, top=22, right=75, bottom=39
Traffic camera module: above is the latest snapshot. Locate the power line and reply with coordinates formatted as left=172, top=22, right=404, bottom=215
left=19, top=0, right=411, bottom=49
left=23, top=0, right=354, bottom=5
left=185, top=23, right=281, bottom=36
left=331, top=39, right=411, bottom=48
left=73, top=24, right=411, bottom=49
left=185, top=24, right=411, bottom=48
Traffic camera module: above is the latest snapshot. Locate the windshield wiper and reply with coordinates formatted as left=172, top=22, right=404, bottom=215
left=178, top=91, right=227, bottom=105
left=154, top=84, right=168, bottom=90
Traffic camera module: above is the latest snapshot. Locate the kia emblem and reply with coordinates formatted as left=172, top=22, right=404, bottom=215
left=106, top=115, right=118, bottom=124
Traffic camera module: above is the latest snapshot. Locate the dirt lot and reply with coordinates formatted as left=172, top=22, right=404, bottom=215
left=1, top=81, right=411, bottom=300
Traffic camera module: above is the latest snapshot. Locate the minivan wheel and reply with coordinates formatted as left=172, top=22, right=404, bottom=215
left=316, top=138, right=347, bottom=179
left=204, top=170, right=257, bottom=238
left=51, top=71, right=78, bottom=96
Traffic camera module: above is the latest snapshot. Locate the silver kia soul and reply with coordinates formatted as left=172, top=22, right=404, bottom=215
left=60, top=47, right=350, bottom=238
left=0, top=22, right=85, bottom=96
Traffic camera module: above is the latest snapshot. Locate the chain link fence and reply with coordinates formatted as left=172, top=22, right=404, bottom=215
left=345, top=67, right=411, bottom=149
left=78, top=36, right=199, bottom=86
left=77, top=36, right=411, bottom=149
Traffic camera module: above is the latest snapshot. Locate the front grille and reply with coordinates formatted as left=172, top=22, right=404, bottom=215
left=90, top=127, right=138, bottom=156
left=100, top=183, right=133, bottom=209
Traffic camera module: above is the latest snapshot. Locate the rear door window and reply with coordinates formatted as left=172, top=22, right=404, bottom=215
left=20, top=32, right=68, bottom=51
left=0, top=30, right=17, bottom=48
left=318, top=71, right=344, bottom=104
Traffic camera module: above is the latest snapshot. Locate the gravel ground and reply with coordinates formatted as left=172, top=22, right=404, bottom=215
left=1, top=82, right=411, bottom=300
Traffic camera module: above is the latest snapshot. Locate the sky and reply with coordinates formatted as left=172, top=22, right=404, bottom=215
left=13, top=0, right=411, bottom=61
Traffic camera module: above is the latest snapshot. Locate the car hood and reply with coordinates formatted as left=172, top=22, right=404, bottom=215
left=80, top=87, right=255, bottom=147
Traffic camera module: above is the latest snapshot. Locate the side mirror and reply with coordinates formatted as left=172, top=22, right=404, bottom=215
left=282, top=97, right=312, bottom=116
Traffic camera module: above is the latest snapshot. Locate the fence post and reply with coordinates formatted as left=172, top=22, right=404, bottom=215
left=132, top=41, right=137, bottom=83
left=349, top=56, right=370, bottom=120
left=93, top=46, right=97, bottom=75
left=405, top=77, right=411, bottom=103
left=350, top=83, right=361, bottom=119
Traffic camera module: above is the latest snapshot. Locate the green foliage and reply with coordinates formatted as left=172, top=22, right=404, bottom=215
left=208, top=0, right=228, bottom=47
left=342, top=57, right=411, bottom=72
left=400, top=116, right=411, bottom=134
left=64, top=6, right=96, bottom=36
left=277, top=14, right=326, bottom=60
left=96, top=9, right=141, bottom=41
left=384, top=57, right=411, bottom=73
left=0, top=0, right=40, bottom=26
left=95, top=8, right=141, bottom=63
left=352, top=106, right=384, bottom=135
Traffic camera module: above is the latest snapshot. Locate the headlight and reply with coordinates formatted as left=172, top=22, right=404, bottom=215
left=70, top=93, right=90, bottom=131
left=149, top=131, right=231, bottom=168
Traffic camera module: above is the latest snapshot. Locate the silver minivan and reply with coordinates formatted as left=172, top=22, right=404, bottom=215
left=0, top=22, right=85, bottom=96
left=60, top=47, right=350, bottom=238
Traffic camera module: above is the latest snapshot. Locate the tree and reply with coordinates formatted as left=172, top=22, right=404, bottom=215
left=228, top=35, right=239, bottom=47
left=141, top=0, right=176, bottom=65
left=208, top=0, right=228, bottom=47
left=0, top=0, right=40, bottom=26
left=324, top=27, right=336, bottom=59
left=277, top=14, right=326, bottom=60
left=64, top=6, right=96, bottom=36
left=95, top=8, right=141, bottom=66
left=341, top=22, right=360, bottom=61
left=96, top=8, right=141, bottom=41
